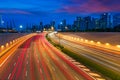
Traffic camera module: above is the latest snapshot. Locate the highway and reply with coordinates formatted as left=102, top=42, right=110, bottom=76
left=0, top=33, right=94, bottom=80
left=49, top=32, right=120, bottom=75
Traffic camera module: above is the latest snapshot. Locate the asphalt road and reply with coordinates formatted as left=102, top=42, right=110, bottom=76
left=0, top=33, right=93, bottom=80
left=49, top=32, right=120, bottom=75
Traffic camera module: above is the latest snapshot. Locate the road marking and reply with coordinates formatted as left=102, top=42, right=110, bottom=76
left=70, top=59, right=76, bottom=62
left=75, top=76, right=79, bottom=80
left=26, top=71, right=28, bottom=77
left=77, top=65, right=86, bottom=68
left=52, top=66, right=55, bottom=71
left=40, top=68, right=42, bottom=74
left=27, top=61, right=28, bottom=64
left=73, top=62, right=80, bottom=65
left=0, top=53, right=14, bottom=67
left=14, top=63, right=16, bottom=66
left=37, top=60, right=39, bottom=63
left=55, top=57, right=59, bottom=61
left=96, top=78, right=106, bottom=80
left=83, top=69, right=90, bottom=72
left=63, top=64, right=67, bottom=69
left=89, top=72, right=101, bottom=77
left=8, top=73, right=11, bottom=79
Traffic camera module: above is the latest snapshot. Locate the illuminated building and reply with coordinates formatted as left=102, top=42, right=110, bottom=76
left=99, top=13, right=111, bottom=29
left=113, top=14, right=120, bottom=27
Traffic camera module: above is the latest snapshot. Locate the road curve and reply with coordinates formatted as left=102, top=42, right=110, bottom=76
left=49, top=32, right=120, bottom=74
left=0, top=33, right=94, bottom=80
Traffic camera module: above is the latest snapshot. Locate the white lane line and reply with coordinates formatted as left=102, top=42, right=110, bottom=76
left=37, top=60, right=39, bottom=63
left=55, top=57, right=59, bottom=61
left=52, top=66, right=55, bottom=71
left=26, top=71, right=28, bottom=77
left=63, top=64, right=67, bottom=69
left=73, top=62, right=80, bottom=65
left=83, top=69, right=90, bottom=72
left=77, top=65, right=86, bottom=68
left=8, top=73, right=11, bottom=79
left=40, top=68, right=42, bottom=74
left=96, top=78, right=106, bottom=80
left=70, top=59, right=76, bottom=62
left=0, top=53, right=18, bottom=67
left=27, top=61, right=28, bottom=64
left=75, top=76, right=79, bottom=80
left=14, top=63, right=16, bottom=66
left=89, top=72, right=101, bottom=77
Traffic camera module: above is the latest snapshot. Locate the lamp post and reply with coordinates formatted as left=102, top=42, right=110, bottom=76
left=58, top=33, right=61, bottom=45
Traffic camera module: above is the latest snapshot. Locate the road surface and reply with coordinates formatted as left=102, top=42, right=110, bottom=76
left=0, top=33, right=94, bottom=80
left=49, top=32, right=120, bottom=75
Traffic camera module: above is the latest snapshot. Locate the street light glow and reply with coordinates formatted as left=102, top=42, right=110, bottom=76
left=1, top=20, right=4, bottom=24
left=60, top=22, right=62, bottom=25
left=97, top=42, right=101, bottom=44
left=90, top=40, right=94, bottom=43
left=85, top=40, right=88, bottom=42
left=116, top=45, right=120, bottom=48
left=20, top=25, right=23, bottom=28
left=105, top=43, right=110, bottom=46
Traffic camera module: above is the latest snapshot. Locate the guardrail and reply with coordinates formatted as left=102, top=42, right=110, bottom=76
left=0, top=33, right=37, bottom=58
left=56, top=33, right=120, bottom=54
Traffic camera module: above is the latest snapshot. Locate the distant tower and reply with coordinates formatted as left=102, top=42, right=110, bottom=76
left=40, top=22, right=43, bottom=32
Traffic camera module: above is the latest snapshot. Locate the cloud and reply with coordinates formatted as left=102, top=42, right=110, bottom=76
left=0, top=9, right=32, bottom=15
left=55, top=0, right=120, bottom=14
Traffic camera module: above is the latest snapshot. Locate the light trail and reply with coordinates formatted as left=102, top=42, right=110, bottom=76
left=0, top=33, right=97, bottom=80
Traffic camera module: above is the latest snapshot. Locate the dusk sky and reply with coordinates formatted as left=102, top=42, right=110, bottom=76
left=0, top=0, right=120, bottom=28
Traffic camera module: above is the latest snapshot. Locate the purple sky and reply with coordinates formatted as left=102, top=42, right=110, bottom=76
left=0, top=0, right=120, bottom=28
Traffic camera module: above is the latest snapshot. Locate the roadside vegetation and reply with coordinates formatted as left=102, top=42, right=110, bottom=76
left=46, top=34, right=120, bottom=80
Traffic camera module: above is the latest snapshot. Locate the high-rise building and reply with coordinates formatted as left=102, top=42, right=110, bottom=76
left=83, top=16, right=92, bottom=30
left=73, top=16, right=83, bottom=31
left=50, top=21, right=55, bottom=27
left=0, top=15, right=4, bottom=28
left=50, top=21, right=55, bottom=30
left=92, top=18, right=100, bottom=29
left=39, top=22, right=43, bottom=32
left=60, top=19, right=66, bottom=31
left=99, top=13, right=111, bottom=29
left=113, top=14, right=120, bottom=27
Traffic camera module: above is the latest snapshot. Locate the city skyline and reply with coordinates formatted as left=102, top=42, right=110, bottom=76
left=0, top=0, right=120, bottom=27
left=0, top=1, right=120, bottom=79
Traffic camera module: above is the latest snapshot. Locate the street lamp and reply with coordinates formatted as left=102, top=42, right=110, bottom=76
left=65, top=26, right=68, bottom=32
left=44, top=28, right=46, bottom=31
left=51, top=26, right=54, bottom=31
left=60, top=22, right=63, bottom=25
left=58, top=33, right=61, bottom=45
left=19, top=25, right=23, bottom=33
left=1, top=20, right=4, bottom=24
left=20, top=25, right=23, bottom=28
